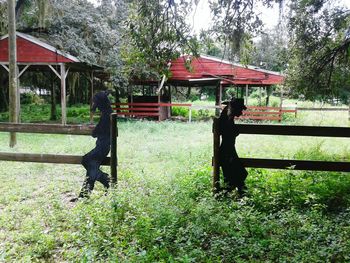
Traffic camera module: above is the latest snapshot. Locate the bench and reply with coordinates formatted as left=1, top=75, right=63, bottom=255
left=237, top=106, right=297, bottom=122
left=112, top=102, right=161, bottom=118
left=111, top=102, right=193, bottom=121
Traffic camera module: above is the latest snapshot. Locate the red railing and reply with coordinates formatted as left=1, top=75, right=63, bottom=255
left=238, top=106, right=297, bottom=122
left=111, top=102, right=193, bottom=121
left=111, top=103, right=297, bottom=122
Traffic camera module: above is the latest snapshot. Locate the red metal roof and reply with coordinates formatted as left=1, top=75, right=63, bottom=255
left=169, top=55, right=284, bottom=85
left=0, top=32, right=79, bottom=64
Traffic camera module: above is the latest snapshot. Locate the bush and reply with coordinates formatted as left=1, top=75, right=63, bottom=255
left=171, top=106, right=189, bottom=117
left=20, top=92, right=44, bottom=105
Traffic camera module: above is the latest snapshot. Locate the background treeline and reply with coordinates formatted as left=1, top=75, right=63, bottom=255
left=0, top=0, right=349, bottom=113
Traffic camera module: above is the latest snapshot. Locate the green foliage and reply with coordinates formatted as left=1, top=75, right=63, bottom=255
left=251, top=27, right=289, bottom=72
left=0, top=104, right=90, bottom=124
left=208, top=0, right=279, bottom=61
left=286, top=0, right=350, bottom=102
left=0, top=119, right=349, bottom=261
left=123, top=0, right=199, bottom=79
left=0, top=1, right=7, bottom=35
left=20, top=92, right=44, bottom=105
left=171, top=106, right=214, bottom=120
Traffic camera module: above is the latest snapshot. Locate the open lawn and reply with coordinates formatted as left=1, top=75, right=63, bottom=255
left=0, top=111, right=350, bottom=262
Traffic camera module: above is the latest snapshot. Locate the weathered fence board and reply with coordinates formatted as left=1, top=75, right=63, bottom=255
left=212, top=119, right=350, bottom=192
left=241, top=158, right=350, bottom=172
left=236, top=124, right=350, bottom=137
left=0, top=152, right=110, bottom=165
left=0, top=113, right=118, bottom=183
left=0, top=123, right=94, bottom=135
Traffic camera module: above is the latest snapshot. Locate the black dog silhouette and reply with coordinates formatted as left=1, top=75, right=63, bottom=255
left=218, top=98, right=248, bottom=197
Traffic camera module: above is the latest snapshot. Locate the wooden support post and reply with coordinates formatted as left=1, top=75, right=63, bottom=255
left=158, top=86, right=161, bottom=122
left=259, top=87, right=262, bottom=106
left=17, top=65, right=21, bottom=122
left=8, top=0, right=19, bottom=148
left=110, top=113, right=118, bottom=185
left=245, top=84, right=249, bottom=105
left=168, top=85, right=172, bottom=118
left=212, top=118, right=220, bottom=194
left=60, top=63, right=67, bottom=125
left=129, top=85, right=133, bottom=117
left=280, top=86, right=283, bottom=108
left=188, top=106, right=192, bottom=123
left=215, top=81, right=221, bottom=117
left=90, top=71, right=94, bottom=123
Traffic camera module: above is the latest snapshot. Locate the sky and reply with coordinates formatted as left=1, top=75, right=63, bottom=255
left=87, top=0, right=350, bottom=34
left=189, top=0, right=350, bottom=35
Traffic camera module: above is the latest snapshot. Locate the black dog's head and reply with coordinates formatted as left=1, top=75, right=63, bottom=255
left=223, top=98, right=247, bottom=118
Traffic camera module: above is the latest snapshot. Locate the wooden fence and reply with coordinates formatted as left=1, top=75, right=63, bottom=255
left=239, top=106, right=297, bottom=121
left=212, top=119, right=350, bottom=192
left=113, top=103, right=297, bottom=122
left=112, top=102, right=192, bottom=121
left=0, top=113, right=118, bottom=183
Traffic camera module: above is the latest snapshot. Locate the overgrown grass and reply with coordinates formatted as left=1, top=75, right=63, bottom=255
left=0, top=109, right=350, bottom=261
left=0, top=104, right=91, bottom=124
left=1, top=99, right=349, bottom=126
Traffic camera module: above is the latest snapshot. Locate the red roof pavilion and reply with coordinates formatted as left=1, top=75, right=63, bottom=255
left=0, top=32, right=103, bottom=125
left=168, top=55, right=284, bottom=86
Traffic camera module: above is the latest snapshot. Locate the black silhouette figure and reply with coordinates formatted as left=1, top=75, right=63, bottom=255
left=71, top=90, right=113, bottom=201
left=218, top=98, right=248, bottom=197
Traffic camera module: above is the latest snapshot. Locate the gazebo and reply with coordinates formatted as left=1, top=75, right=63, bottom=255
left=168, top=55, right=284, bottom=110
left=0, top=32, right=104, bottom=125
left=129, top=54, right=285, bottom=117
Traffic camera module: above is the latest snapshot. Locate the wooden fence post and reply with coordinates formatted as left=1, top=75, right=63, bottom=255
left=8, top=0, right=18, bottom=148
left=212, top=118, right=220, bottom=194
left=110, top=113, right=118, bottom=185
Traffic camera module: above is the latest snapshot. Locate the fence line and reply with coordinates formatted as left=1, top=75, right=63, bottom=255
left=0, top=114, right=118, bottom=184
left=236, top=124, right=350, bottom=137
left=212, top=119, right=350, bottom=193
left=0, top=152, right=111, bottom=165
left=297, top=107, right=348, bottom=111
left=0, top=123, right=93, bottom=135
left=240, top=158, right=350, bottom=172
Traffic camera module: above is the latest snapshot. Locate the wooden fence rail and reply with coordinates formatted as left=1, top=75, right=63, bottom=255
left=237, top=124, right=350, bottom=137
left=112, top=102, right=193, bottom=122
left=0, top=123, right=94, bottom=135
left=0, top=114, right=118, bottom=183
left=0, top=152, right=111, bottom=165
left=212, top=119, right=350, bottom=193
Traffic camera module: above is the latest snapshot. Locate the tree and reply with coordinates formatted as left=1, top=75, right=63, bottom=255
left=251, top=25, right=288, bottom=72
left=285, top=0, right=350, bottom=102
left=199, top=29, right=223, bottom=57
left=123, top=0, right=199, bottom=80
left=208, top=0, right=281, bottom=62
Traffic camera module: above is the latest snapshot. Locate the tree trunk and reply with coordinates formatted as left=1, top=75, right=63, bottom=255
left=50, top=76, right=57, bottom=121
left=8, top=0, right=18, bottom=147
left=215, top=82, right=221, bottom=116
left=0, top=73, right=9, bottom=112
left=68, top=72, right=79, bottom=105
left=186, top=87, right=191, bottom=100
left=265, top=86, right=272, bottom=107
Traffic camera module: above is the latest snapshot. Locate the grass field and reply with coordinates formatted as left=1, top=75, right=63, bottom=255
left=0, top=110, right=350, bottom=262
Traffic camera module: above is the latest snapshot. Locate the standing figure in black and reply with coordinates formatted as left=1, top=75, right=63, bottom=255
left=219, top=98, right=248, bottom=197
left=75, top=90, right=113, bottom=200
